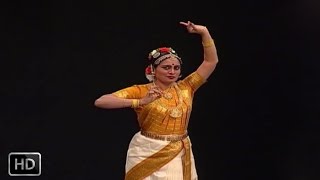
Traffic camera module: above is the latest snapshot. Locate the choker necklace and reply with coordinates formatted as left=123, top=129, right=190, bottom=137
left=163, top=88, right=173, bottom=100
left=163, top=92, right=173, bottom=99
left=153, top=82, right=173, bottom=100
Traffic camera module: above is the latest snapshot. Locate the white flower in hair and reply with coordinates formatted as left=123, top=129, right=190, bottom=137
left=151, top=50, right=157, bottom=55
left=153, top=52, right=160, bottom=59
left=145, top=65, right=154, bottom=82
left=146, top=74, right=154, bottom=82
left=148, top=50, right=157, bottom=60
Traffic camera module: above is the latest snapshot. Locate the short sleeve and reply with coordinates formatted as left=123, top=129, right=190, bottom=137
left=181, top=71, right=206, bottom=92
left=112, top=85, right=143, bottom=99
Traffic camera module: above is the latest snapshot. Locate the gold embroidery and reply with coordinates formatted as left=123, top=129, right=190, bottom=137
left=154, top=83, right=184, bottom=118
left=112, top=90, right=129, bottom=98
left=182, top=138, right=191, bottom=180
left=135, top=72, right=204, bottom=134
left=186, top=72, right=205, bottom=91
left=125, top=138, right=192, bottom=180
left=163, top=91, right=173, bottom=99
left=125, top=141, right=184, bottom=180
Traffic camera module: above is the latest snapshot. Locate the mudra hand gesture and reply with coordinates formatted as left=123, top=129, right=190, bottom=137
left=139, top=86, right=162, bottom=105
left=179, top=21, right=209, bottom=35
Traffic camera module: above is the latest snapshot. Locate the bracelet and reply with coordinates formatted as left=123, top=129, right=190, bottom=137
left=202, top=39, right=214, bottom=48
left=131, top=99, right=140, bottom=108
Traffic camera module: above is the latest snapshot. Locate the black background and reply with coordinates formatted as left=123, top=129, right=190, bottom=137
left=2, top=0, right=320, bottom=179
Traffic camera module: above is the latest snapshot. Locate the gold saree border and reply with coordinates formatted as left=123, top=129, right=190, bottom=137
left=182, top=138, right=191, bottom=180
left=125, top=138, right=192, bottom=180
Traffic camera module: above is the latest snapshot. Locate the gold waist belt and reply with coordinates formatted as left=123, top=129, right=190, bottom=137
left=141, top=131, right=188, bottom=142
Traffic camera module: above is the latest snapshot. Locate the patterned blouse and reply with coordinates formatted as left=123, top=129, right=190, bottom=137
left=112, top=72, right=205, bottom=135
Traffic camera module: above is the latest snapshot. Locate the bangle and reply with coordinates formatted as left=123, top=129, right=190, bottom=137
left=131, top=99, right=140, bottom=108
left=202, top=39, right=214, bottom=48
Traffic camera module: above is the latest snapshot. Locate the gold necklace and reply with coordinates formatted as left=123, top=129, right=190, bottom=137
left=152, top=82, right=173, bottom=100
left=154, top=83, right=183, bottom=118
left=163, top=91, right=173, bottom=99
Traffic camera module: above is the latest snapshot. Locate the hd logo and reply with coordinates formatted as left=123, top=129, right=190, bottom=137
left=8, top=152, right=41, bottom=176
